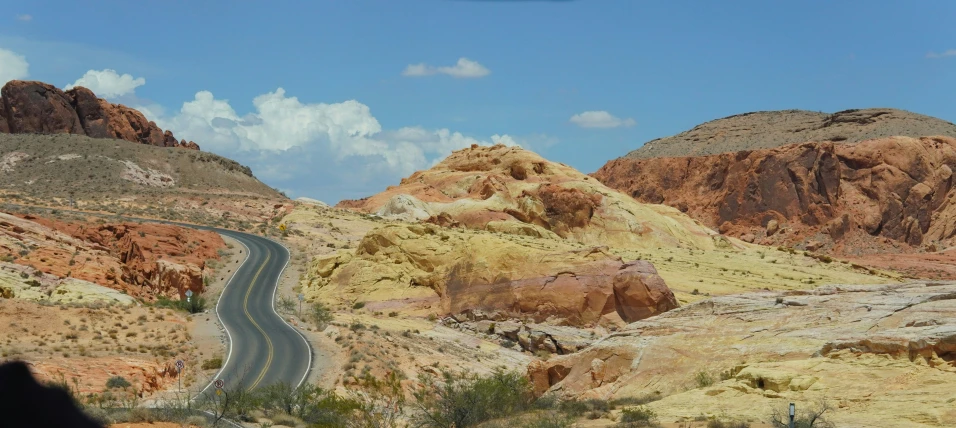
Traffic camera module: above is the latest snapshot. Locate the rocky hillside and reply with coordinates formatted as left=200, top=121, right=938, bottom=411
left=307, top=223, right=678, bottom=327
left=0, top=80, right=198, bottom=150
left=597, top=136, right=956, bottom=258
left=338, top=144, right=725, bottom=251
left=529, top=281, right=956, bottom=427
left=0, top=211, right=224, bottom=302
left=626, top=108, right=956, bottom=159
left=0, top=132, right=288, bottom=227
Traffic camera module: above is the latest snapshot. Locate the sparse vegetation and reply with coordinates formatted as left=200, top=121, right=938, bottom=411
left=619, top=406, right=658, bottom=427
left=412, top=368, right=534, bottom=427
left=309, top=302, right=334, bottom=328
left=202, top=357, right=223, bottom=370
left=106, top=376, right=132, bottom=389
left=769, top=400, right=834, bottom=428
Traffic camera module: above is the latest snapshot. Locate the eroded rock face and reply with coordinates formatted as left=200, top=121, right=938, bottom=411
left=306, top=223, right=678, bottom=326
left=594, top=136, right=956, bottom=252
left=0, top=213, right=223, bottom=301
left=0, top=80, right=199, bottom=150
left=526, top=281, right=956, bottom=426
left=337, top=144, right=727, bottom=251
left=1, top=81, right=83, bottom=135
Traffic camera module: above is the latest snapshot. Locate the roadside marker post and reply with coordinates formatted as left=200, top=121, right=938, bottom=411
left=789, top=402, right=795, bottom=428
left=176, top=359, right=185, bottom=393
left=185, top=289, right=194, bottom=304
left=298, top=293, right=305, bottom=319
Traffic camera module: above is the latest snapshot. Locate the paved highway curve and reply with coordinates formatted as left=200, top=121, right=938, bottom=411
left=0, top=204, right=311, bottom=394
left=192, top=227, right=312, bottom=393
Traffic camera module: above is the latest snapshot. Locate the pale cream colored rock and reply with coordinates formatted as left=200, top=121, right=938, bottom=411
left=528, top=281, right=956, bottom=427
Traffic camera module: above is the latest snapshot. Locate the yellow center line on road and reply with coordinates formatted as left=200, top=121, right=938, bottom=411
left=243, top=251, right=275, bottom=390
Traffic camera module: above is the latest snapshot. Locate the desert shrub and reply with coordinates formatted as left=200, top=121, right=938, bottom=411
left=558, top=398, right=611, bottom=419
left=695, top=370, right=715, bottom=388
left=181, top=295, right=207, bottom=314
left=277, top=294, right=297, bottom=314
left=202, top=357, right=223, bottom=370
left=708, top=419, right=751, bottom=428
left=106, top=376, right=132, bottom=389
left=352, top=301, right=366, bottom=310
left=412, top=368, right=534, bottom=427
left=619, top=406, right=658, bottom=427
left=309, top=302, right=334, bottom=327
left=153, top=295, right=206, bottom=314
left=769, top=400, right=834, bottom=428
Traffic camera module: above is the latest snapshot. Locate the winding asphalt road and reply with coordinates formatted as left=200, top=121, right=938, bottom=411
left=192, top=227, right=312, bottom=393
left=0, top=203, right=311, bottom=393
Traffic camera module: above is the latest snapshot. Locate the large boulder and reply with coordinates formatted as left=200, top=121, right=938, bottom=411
left=0, top=79, right=200, bottom=150
left=1, top=81, right=83, bottom=134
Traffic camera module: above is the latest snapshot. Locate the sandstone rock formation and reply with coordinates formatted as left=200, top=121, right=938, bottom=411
left=0, top=212, right=223, bottom=301
left=305, top=223, right=678, bottom=326
left=595, top=136, right=956, bottom=257
left=0, top=80, right=199, bottom=150
left=338, top=144, right=728, bottom=251
left=625, top=108, right=956, bottom=159
left=527, top=281, right=956, bottom=426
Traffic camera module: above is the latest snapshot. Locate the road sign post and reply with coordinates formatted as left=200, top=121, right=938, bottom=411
left=176, top=359, right=185, bottom=393
left=789, top=402, right=795, bottom=428
left=298, top=293, right=305, bottom=319
left=185, top=289, right=194, bottom=304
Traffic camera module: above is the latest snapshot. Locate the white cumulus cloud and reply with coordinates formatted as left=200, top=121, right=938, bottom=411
left=927, top=49, right=956, bottom=59
left=65, top=69, right=145, bottom=98
left=0, top=48, right=29, bottom=86
left=402, top=58, right=490, bottom=78
left=569, top=110, right=636, bottom=129
left=140, top=87, right=518, bottom=201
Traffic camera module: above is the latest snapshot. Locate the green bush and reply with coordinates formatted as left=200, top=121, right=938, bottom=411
left=352, top=301, right=366, bottom=310
left=412, top=368, right=534, bottom=427
left=202, top=357, right=223, bottom=370
left=558, top=398, right=610, bottom=418
left=695, top=370, right=715, bottom=388
left=620, top=406, right=657, bottom=426
left=153, top=294, right=206, bottom=314
left=106, top=376, right=131, bottom=389
left=309, top=302, right=334, bottom=327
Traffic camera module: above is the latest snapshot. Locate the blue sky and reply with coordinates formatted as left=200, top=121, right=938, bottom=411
left=1, top=0, right=954, bottom=203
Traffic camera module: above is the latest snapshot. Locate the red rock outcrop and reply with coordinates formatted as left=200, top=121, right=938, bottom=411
left=447, top=258, right=678, bottom=325
left=0, top=80, right=199, bottom=150
left=3, top=213, right=224, bottom=300
left=308, top=223, right=679, bottom=327
left=593, top=136, right=956, bottom=255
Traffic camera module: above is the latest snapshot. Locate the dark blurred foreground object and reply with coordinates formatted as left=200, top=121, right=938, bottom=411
left=0, top=361, right=102, bottom=428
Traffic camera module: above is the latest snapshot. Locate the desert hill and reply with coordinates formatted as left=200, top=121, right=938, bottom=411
left=1, top=80, right=198, bottom=150
left=626, top=108, right=956, bottom=159
left=0, top=79, right=291, bottom=228
left=338, top=144, right=725, bottom=251
left=0, top=132, right=289, bottom=227
left=309, top=144, right=892, bottom=322
left=596, top=107, right=956, bottom=279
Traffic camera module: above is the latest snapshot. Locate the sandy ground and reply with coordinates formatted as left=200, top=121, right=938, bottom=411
left=0, top=299, right=191, bottom=395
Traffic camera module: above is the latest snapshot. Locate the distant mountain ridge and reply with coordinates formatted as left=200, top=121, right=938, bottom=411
left=0, top=80, right=199, bottom=150
left=626, top=108, right=956, bottom=159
